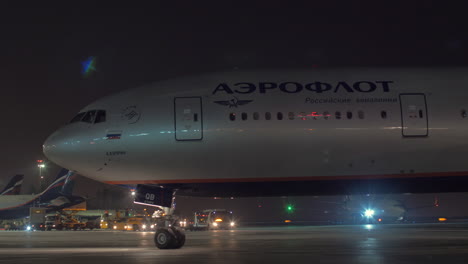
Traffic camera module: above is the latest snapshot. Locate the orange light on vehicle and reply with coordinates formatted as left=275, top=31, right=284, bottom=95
left=438, top=218, right=447, bottom=222
left=284, top=220, right=292, bottom=223
left=215, top=218, right=223, bottom=222
left=378, top=218, right=382, bottom=222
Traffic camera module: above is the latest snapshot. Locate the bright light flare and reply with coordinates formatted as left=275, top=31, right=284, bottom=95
left=364, top=209, right=375, bottom=218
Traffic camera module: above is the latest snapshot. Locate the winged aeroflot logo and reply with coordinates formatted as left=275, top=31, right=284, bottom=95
left=213, top=96, right=253, bottom=108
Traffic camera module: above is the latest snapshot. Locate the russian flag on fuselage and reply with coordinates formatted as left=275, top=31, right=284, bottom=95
left=106, top=130, right=122, bottom=140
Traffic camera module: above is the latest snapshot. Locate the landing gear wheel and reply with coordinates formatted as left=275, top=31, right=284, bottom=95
left=155, top=229, right=174, bottom=249
left=171, top=227, right=186, bottom=249
left=154, top=227, right=186, bottom=249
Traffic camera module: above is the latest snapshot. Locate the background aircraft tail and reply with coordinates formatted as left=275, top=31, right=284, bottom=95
left=60, top=170, right=77, bottom=196
left=40, top=169, right=76, bottom=201
left=0, top=174, right=24, bottom=195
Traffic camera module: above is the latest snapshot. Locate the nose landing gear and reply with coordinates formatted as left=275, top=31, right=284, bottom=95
left=135, top=185, right=186, bottom=249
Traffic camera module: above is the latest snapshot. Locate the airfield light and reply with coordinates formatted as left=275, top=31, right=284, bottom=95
left=364, top=209, right=375, bottom=218
left=230, top=222, right=235, bottom=227
left=212, top=222, right=218, bottom=227
left=131, top=190, right=136, bottom=196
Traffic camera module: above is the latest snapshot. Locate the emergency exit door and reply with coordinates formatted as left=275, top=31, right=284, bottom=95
left=174, top=97, right=203, bottom=141
left=399, top=93, right=428, bottom=137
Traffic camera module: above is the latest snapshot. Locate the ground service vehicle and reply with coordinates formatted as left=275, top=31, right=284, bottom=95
left=27, top=208, right=47, bottom=231
left=189, top=212, right=209, bottom=231
left=125, top=216, right=149, bottom=231
left=44, top=215, right=63, bottom=230
left=205, top=209, right=235, bottom=230
left=189, top=210, right=235, bottom=230
left=44, top=211, right=97, bottom=231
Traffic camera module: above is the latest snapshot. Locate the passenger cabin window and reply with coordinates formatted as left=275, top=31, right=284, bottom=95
left=462, top=109, right=467, bottom=118
left=253, top=112, right=260, bottom=120
left=277, top=112, right=283, bottom=120
left=299, top=112, right=306, bottom=120
left=265, top=112, right=271, bottom=120
left=95, top=110, right=106, bottom=123
left=381, top=111, right=387, bottom=119
left=229, top=113, right=236, bottom=121
left=323, top=111, right=330, bottom=120
left=82, top=110, right=97, bottom=123
left=241, top=112, right=248, bottom=121
left=335, top=111, right=341, bottom=120
left=358, top=110, right=364, bottom=119
left=69, top=112, right=86, bottom=123
left=346, top=111, right=353, bottom=119
left=288, top=112, right=295, bottom=120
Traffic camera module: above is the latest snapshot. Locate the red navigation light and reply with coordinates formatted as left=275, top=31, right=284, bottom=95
left=37, top=160, right=43, bottom=163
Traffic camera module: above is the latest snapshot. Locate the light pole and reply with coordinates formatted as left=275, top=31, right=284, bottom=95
left=131, top=190, right=136, bottom=215
left=37, top=160, right=45, bottom=191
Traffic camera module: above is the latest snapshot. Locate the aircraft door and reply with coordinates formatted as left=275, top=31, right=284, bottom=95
left=399, top=93, right=428, bottom=137
left=174, top=97, right=203, bottom=141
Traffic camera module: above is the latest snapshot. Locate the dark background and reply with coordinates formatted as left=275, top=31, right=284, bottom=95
left=1, top=2, right=467, bottom=220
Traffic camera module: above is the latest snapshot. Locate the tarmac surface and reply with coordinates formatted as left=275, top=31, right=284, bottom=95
left=1, top=224, right=468, bottom=264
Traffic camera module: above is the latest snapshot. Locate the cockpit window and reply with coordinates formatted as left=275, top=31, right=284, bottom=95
left=95, top=110, right=106, bottom=123
left=82, top=110, right=97, bottom=123
left=69, top=112, right=86, bottom=123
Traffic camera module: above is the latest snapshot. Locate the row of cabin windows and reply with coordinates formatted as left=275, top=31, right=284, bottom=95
left=229, top=111, right=388, bottom=121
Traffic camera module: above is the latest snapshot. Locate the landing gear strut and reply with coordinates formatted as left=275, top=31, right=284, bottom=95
left=153, top=190, right=186, bottom=249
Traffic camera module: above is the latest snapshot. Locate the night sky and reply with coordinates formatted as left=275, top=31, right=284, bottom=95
left=1, top=2, right=468, bottom=218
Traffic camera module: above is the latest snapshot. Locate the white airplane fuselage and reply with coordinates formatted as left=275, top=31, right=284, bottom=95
left=43, top=68, right=468, bottom=195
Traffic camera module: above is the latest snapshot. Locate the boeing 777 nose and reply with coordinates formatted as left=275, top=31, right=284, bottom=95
left=43, top=127, right=87, bottom=170
left=43, top=130, right=65, bottom=166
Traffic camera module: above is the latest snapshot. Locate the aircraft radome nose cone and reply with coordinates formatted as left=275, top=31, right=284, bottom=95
left=43, top=131, right=61, bottom=163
